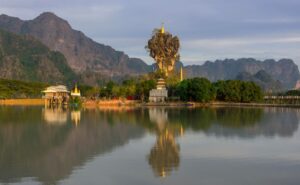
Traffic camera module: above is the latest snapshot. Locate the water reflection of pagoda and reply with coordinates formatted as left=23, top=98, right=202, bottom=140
left=43, top=108, right=67, bottom=124
left=147, top=108, right=184, bottom=177
left=71, top=110, right=81, bottom=126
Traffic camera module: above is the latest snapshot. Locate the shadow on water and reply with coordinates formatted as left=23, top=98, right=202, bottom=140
left=0, top=106, right=299, bottom=183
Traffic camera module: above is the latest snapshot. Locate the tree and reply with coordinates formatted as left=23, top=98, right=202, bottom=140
left=285, top=90, right=300, bottom=96
left=99, top=81, right=115, bottom=98
left=176, top=77, right=215, bottom=102
left=189, top=78, right=215, bottom=102
left=122, top=79, right=137, bottom=97
left=214, top=80, right=263, bottom=102
left=225, top=80, right=242, bottom=102
left=78, top=85, right=100, bottom=98
left=145, top=27, right=180, bottom=76
left=136, top=79, right=156, bottom=101
left=240, top=81, right=262, bottom=102
left=176, top=79, right=189, bottom=101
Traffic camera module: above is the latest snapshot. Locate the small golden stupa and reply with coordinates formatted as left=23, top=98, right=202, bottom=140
left=71, top=84, right=81, bottom=97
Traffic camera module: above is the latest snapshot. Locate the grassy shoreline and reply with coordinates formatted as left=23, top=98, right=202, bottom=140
left=0, top=99, right=45, bottom=105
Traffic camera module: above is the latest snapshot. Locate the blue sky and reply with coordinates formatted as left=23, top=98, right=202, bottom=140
left=1, top=0, right=300, bottom=65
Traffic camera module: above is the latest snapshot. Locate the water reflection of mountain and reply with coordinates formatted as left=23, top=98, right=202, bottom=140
left=0, top=107, right=145, bottom=184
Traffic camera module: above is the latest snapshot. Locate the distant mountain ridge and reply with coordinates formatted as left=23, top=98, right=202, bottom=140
left=0, top=12, right=299, bottom=89
left=0, top=12, right=151, bottom=85
left=184, top=58, right=300, bottom=89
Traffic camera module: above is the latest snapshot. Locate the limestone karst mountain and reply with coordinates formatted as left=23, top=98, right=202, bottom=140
left=184, top=58, right=300, bottom=89
left=0, top=12, right=151, bottom=85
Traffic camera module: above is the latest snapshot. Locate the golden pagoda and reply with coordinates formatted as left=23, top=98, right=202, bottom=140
left=71, top=84, right=81, bottom=97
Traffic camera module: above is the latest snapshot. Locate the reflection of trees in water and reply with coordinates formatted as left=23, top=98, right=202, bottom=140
left=166, top=107, right=299, bottom=138
left=148, top=130, right=180, bottom=177
left=206, top=107, right=299, bottom=138
left=0, top=107, right=144, bottom=184
left=215, top=108, right=263, bottom=128
left=147, top=108, right=183, bottom=178
left=167, top=108, right=216, bottom=131
left=167, top=107, right=262, bottom=130
left=131, top=106, right=300, bottom=178
left=0, top=106, right=299, bottom=183
left=146, top=107, right=299, bottom=177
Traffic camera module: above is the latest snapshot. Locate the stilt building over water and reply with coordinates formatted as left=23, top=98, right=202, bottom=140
left=42, top=85, right=70, bottom=106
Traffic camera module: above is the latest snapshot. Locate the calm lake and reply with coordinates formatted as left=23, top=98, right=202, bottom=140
left=0, top=106, right=300, bottom=185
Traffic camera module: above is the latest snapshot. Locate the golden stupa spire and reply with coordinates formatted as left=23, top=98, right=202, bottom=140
left=180, top=66, right=183, bottom=81
left=161, top=22, right=165, bottom=34
left=71, top=83, right=81, bottom=97
left=74, top=83, right=80, bottom=94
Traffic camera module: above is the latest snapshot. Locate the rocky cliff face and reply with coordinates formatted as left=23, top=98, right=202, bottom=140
left=0, top=29, right=76, bottom=84
left=235, top=70, right=283, bottom=92
left=184, top=58, right=300, bottom=89
left=0, top=12, right=151, bottom=81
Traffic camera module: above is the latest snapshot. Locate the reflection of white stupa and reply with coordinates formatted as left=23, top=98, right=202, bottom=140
left=43, top=108, right=67, bottom=124
left=71, top=110, right=81, bottom=126
left=149, top=108, right=168, bottom=131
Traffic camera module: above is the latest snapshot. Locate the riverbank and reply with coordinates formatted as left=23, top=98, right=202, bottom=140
left=210, top=102, right=300, bottom=108
left=2, top=98, right=300, bottom=108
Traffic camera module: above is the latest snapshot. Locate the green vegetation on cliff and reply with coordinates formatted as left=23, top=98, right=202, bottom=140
left=0, top=29, right=77, bottom=84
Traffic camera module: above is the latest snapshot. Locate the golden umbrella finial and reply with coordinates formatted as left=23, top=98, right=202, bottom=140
left=161, top=22, right=165, bottom=34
